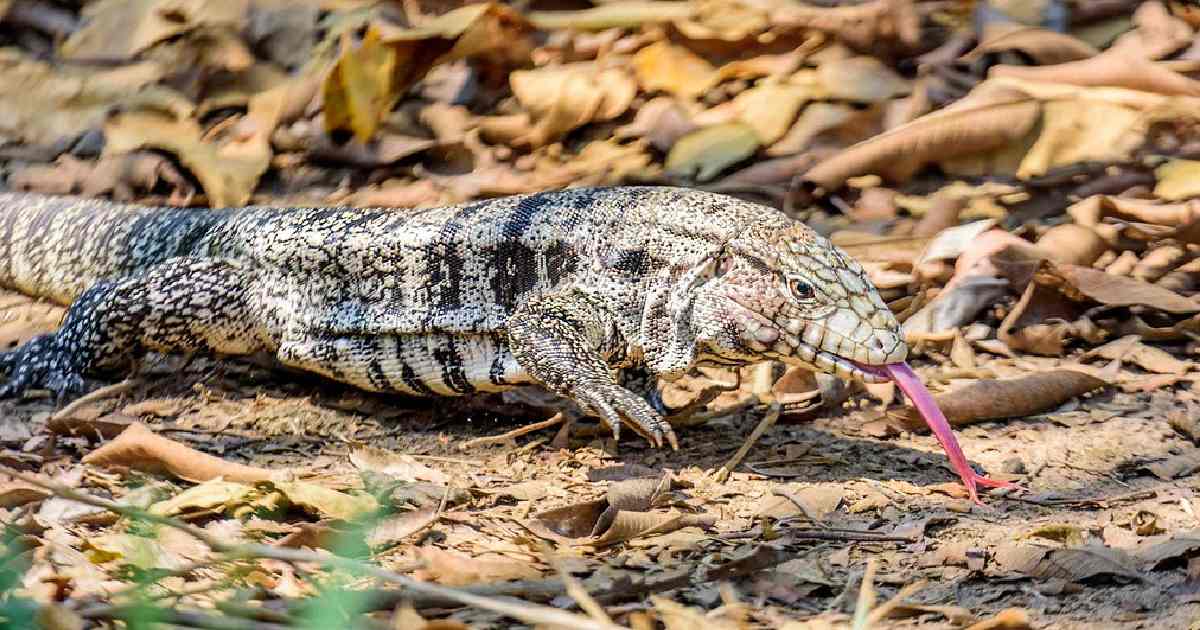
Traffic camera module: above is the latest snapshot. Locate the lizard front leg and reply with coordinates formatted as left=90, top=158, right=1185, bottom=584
left=0, top=257, right=270, bottom=399
left=507, top=291, right=678, bottom=449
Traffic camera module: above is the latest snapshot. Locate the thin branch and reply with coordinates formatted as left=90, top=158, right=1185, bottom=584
left=459, top=412, right=565, bottom=449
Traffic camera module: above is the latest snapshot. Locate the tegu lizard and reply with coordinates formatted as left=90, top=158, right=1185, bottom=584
left=0, top=186, right=908, bottom=447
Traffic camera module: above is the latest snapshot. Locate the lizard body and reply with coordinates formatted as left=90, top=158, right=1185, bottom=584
left=0, top=187, right=907, bottom=446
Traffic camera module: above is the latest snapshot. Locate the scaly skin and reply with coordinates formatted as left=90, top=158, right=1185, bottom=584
left=0, top=187, right=907, bottom=447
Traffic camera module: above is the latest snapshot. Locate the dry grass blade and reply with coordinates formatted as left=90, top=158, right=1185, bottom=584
left=803, top=91, right=1039, bottom=190
left=850, top=559, right=878, bottom=630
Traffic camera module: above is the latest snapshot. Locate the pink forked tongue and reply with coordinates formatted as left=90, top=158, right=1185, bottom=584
left=862, top=362, right=1019, bottom=504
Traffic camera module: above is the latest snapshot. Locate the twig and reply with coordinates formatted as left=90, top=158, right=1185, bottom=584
left=81, top=605, right=292, bottom=630
left=460, top=412, right=565, bottom=450
left=6, top=470, right=623, bottom=630
left=713, top=402, right=781, bottom=482
left=543, top=543, right=613, bottom=624
left=50, top=378, right=138, bottom=422
left=866, top=580, right=929, bottom=625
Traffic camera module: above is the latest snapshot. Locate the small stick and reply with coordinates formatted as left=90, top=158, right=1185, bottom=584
left=459, top=412, right=564, bottom=450
left=713, top=402, right=781, bottom=483
left=50, top=378, right=139, bottom=421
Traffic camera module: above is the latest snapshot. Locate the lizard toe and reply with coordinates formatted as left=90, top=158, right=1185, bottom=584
left=579, top=382, right=673, bottom=448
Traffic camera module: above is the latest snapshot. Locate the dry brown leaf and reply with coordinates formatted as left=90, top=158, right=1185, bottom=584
left=767, top=102, right=857, bottom=157
left=83, top=422, right=284, bottom=483
left=103, top=102, right=276, bottom=208
left=1043, top=262, right=1200, bottom=313
left=349, top=446, right=448, bottom=484
left=963, top=608, right=1032, bottom=630
left=803, top=88, right=1040, bottom=190
left=771, top=0, right=919, bottom=49
left=0, top=50, right=183, bottom=147
left=148, top=479, right=256, bottom=517
left=510, top=64, right=636, bottom=147
left=672, top=0, right=770, bottom=42
left=815, top=56, right=909, bottom=102
left=323, top=3, right=532, bottom=142
left=1034, top=224, right=1108, bottom=266
left=666, top=122, right=761, bottom=181
left=615, top=97, right=697, bottom=151
left=9, top=153, right=194, bottom=203
left=414, top=548, right=542, bottom=586
left=0, top=481, right=49, bottom=509
left=1016, top=98, right=1145, bottom=179
left=1110, top=0, right=1194, bottom=60
left=1137, top=532, right=1200, bottom=569
left=0, top=291, right=64, bottom=350
left=632, top=41, right=717, bottom=100
left=1067, top=195, right=1200, bottom=229
left=993, top=544, right=1142, bottom=582
left=592, top=510, right=716, bottom=547
left=897, top=370, right=1106, bottom=430
left=61, top=0, right=248, bottom=60
left=528, top=1, right=693, bottom=31
left=990, top=51, right=1200, bottom=97
left=1154, top=159, right=1200, bottom=201
left=965, top=23, right=1099, bottom=65
left=271, top=481, right=378, bottom=522
left=728, top=84, right=811, bottom=145
left=1082, top=335, right=1189, bottom=374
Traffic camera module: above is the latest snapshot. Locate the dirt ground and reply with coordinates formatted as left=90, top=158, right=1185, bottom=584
left=5, top=348, right=1200, bottom=629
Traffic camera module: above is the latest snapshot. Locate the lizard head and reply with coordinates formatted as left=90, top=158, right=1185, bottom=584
left=691, top=219, right=907, bottom=383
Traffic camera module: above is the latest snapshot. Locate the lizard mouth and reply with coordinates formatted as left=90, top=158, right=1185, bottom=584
left=783, top=343, right=892, bottom=384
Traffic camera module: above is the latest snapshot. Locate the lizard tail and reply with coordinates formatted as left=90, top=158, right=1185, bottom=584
left=0, top=192, right=225, bottom=305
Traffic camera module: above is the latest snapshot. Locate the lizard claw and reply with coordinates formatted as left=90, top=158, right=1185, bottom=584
left=575, top=382, right=678, bottom=450
left=0, top=335, right=87, bottom=401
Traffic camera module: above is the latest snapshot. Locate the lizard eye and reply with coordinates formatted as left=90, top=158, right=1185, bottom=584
left=788, top=277, right=815, bottom=301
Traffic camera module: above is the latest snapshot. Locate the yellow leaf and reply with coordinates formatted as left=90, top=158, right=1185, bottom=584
left=1154, top=159, right=1200, bottom=201
left=633, top=41, right=717, bottom=100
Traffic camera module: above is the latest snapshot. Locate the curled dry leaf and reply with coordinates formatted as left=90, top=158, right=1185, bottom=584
left=82, top=422, right=283, bottom=484
left=1035, top=224, right=1108, bottom=266
left=993, top=544, right=1142, bottom=583
left=9, top=153, right=194, bottom=202
left=898, top=370, right=1106, bottom=430
left=964, top=23, right=1099, bottom=65
left=592, top=510, right=716, bottom=547
left=803, top=88, right=1040, bottom=190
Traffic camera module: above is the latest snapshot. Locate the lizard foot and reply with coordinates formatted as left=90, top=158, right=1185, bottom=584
left=574, top=381, right=679, bottom=450
left=0, top=335, right=87, bottom=401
